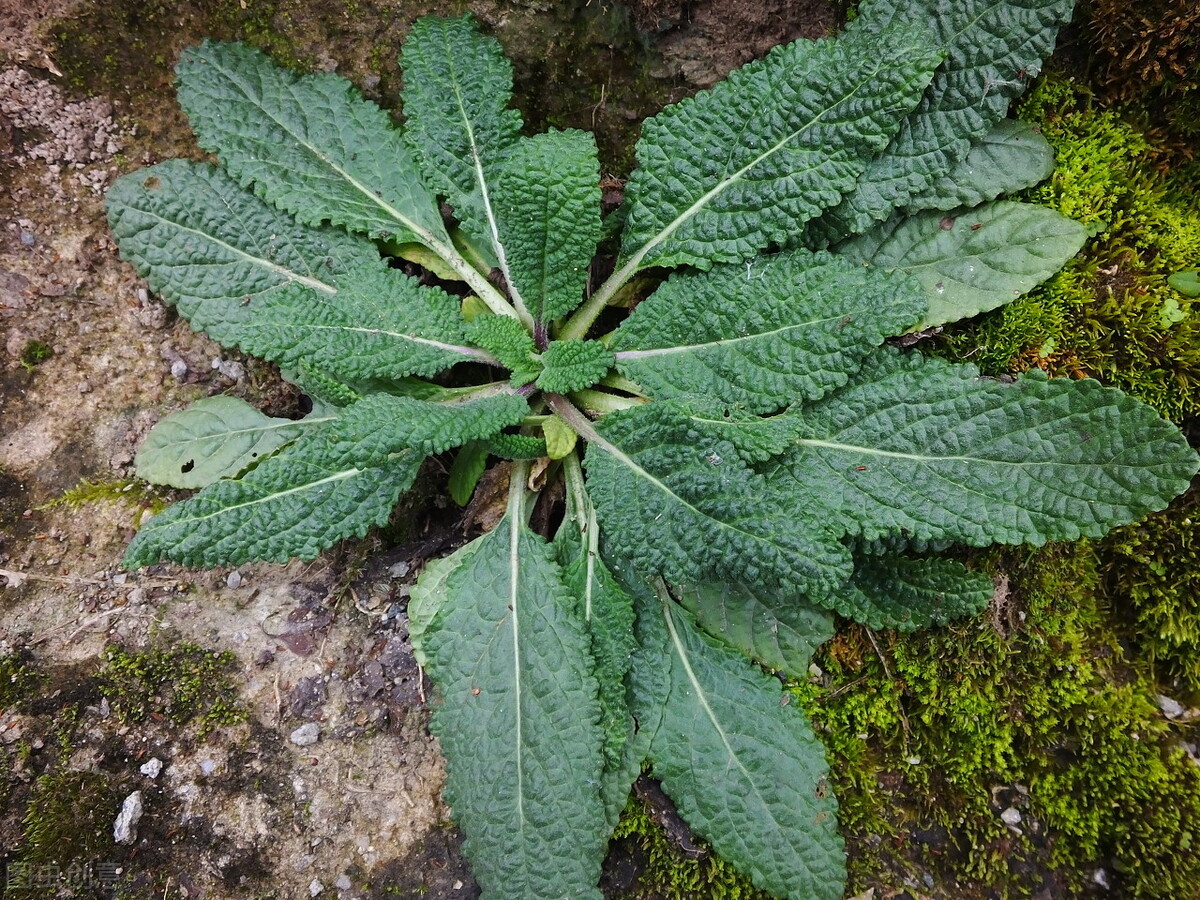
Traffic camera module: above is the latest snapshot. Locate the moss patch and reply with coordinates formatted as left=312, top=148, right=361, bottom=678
left=97, top=642, right=248, bottom=738
left=802, top=543, right=1200, bottom=898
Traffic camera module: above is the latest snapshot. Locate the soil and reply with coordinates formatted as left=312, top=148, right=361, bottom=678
left=0, top=1, right=840, bottom=899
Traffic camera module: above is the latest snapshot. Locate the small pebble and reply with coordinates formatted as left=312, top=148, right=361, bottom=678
left=226, top=570, right=243, bottom=589
left=199, top=758, right=217, bottom=776
left=335, top=874, right=352, bottom=890
left=309, top=878, right=324, bottom=896
left=170, top=358, right=188, bottom=381
left=113, top=791, right=143, bottom=844
left=1000, top=807, right=1022, bottom=826
left=139, top=757, right=162, bottom=779
left=290, top=722, right=321, bottom=747
left=1157, top=694, right=1185, bottom=719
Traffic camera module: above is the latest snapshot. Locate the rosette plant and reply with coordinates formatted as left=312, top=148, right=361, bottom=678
left=106, top=1, right=1199, bottom=898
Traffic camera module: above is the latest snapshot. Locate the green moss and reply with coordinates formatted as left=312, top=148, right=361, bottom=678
left=1099, top=484, right=1200, bottom=692
left=19, top=340, right=53, bottom=371
left=42, top=477, right=170, bottom=515
left=97, top=642, right=248, bottom=738
left=0, top=650, right=43, bottom=709
left=804, top=544, right=1200, bottom=897
left=18, top=769, right=116, bottom=870
left=936, top=76, right=1200, bottom=422
left=611, top=798, right=770, bottom=900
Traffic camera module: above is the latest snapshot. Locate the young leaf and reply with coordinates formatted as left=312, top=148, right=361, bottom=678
left=580, top=402, right=852, bottom=598
left=901, top=119, right=1056, bottom=213
left=769, top=349, right=1200, bottom=547
left=106, top=162, right=492, bottom=379
left=470, top=315, right=540, bottom=385
left=448, top=441, right=489, bottom=506
left=810, top=0, right=1077, bottom=241
left=535, top=340, right=615, bottom=395
left=674, top=402, right=803, bottom=464
left=175, top=41, right=449, bottom=249
left=609, top=249, right=926, bottom=413
left=823, top=553, right=995, bottom=631
left=421, top=498, right=608, bottom=900
left=493, top=131, right=602, bottom=324
left=135, top=396, right=335, bottom=489
left=643, top=586, right=845, bottom=900
left=401, top=16, right=522, bottom=275
left=542, top=417, right=578, bottom=460
left=673, top=580, right=835, bottom=680
left=616, top=21, right=942, bottom=273
left=838, top=200, right=1088, bottom=329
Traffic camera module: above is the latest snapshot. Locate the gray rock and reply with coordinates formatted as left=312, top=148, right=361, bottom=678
left=1000, top=807, right=1022, bottom=826
left=139, top=757, right=162, bottom=779
left=290, top=722, right=321, bottom=747
left=1158, top=694, right=1185, bottom=719
left=113, top=790, right=143, bottom=844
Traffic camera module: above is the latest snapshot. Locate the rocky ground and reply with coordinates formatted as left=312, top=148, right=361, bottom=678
left=0, top=2, right=840, bottom=898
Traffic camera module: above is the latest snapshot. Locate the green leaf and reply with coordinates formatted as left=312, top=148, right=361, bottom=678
left=584, top=402, right=851, bottom=599
left=674, top=402, right=803, bottom=464
left=135, top=396, right=334, bottom=489
left=448, top=441, right=489, bottom=506
left=644, top=587, right=845, bottom=900
left=769, top=349, right=1200, bottom=547
left=421, top=508, right=608, bottom=900
left=542, top=417, right=578, bottom=460
left=486, top=433, right=548, bottom=460
left=1168, top=269, right=1200, bottom=298
left=400, top=16, right=522, bottom=267
left=175, top=40, right=448, bottom=248
left=409, top=539, right=484, bottom=667
left=824, top=554, right=995, bottom=631
left=125, top=391, right=527, bottom=568
left=536, top=340, right=614, bottom=395
left=838, top=200, right=1088, bottom=329
left=674, top=580, right=835, bottom=679
left=902, top=119, right=1056, bottom=213
left=106, top=162, right=490, bottom=379
left=609, top=249, right=926, bottom=412
left=469, top=315, right=539, bottom=383
left=811, top=0, right=1076, bottom=240
left=493, top=131, right=602, bottom=323
left=124, top=400, right=423, bottom=568
left=617, top=22, right=941, bottom=272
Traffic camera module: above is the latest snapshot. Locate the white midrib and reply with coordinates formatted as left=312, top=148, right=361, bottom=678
left=508, top=513, right=527, bottom=831
left=137, top=208, right=338, bottom=295
left=613, top=314, right=846, bottom=359
left=660, top=594, right=751, bottom=781
left=796, top=437, right=1072, bottom=467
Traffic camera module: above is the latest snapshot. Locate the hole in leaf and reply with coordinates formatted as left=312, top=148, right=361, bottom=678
left=181, top=460, right=195, bottom=473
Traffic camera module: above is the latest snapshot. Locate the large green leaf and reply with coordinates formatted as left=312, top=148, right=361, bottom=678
left=609, top=249, right=925, bottom=412
left=644, top=586, right=845, bottom=900
left=902, top=119, right=1056, bottom=213
left=674, top=580, right=835, bottom=680
left=769, top=349, right=1200, bottom=547
left=616, top=22, right=941, bottom=273
left=838, top=200, right=1088, bottom=329
left=400, top=16, right=521, bottom=275
left=126, top=392, right=527, bottom=568
left=824, top=553, right=995, bottom=631
left=175, top=40, right=448, bottom=248
left=582, top=402, right=851, bottom=599
left=135, top=396, right=335, bottom=489
left=811, top=0, right=1076, bottom=241
left=493, top=131, right=602, bottom=324
left=422, top=508, right=608, bottom=900
left=106, top=161, right=492, bottom=379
